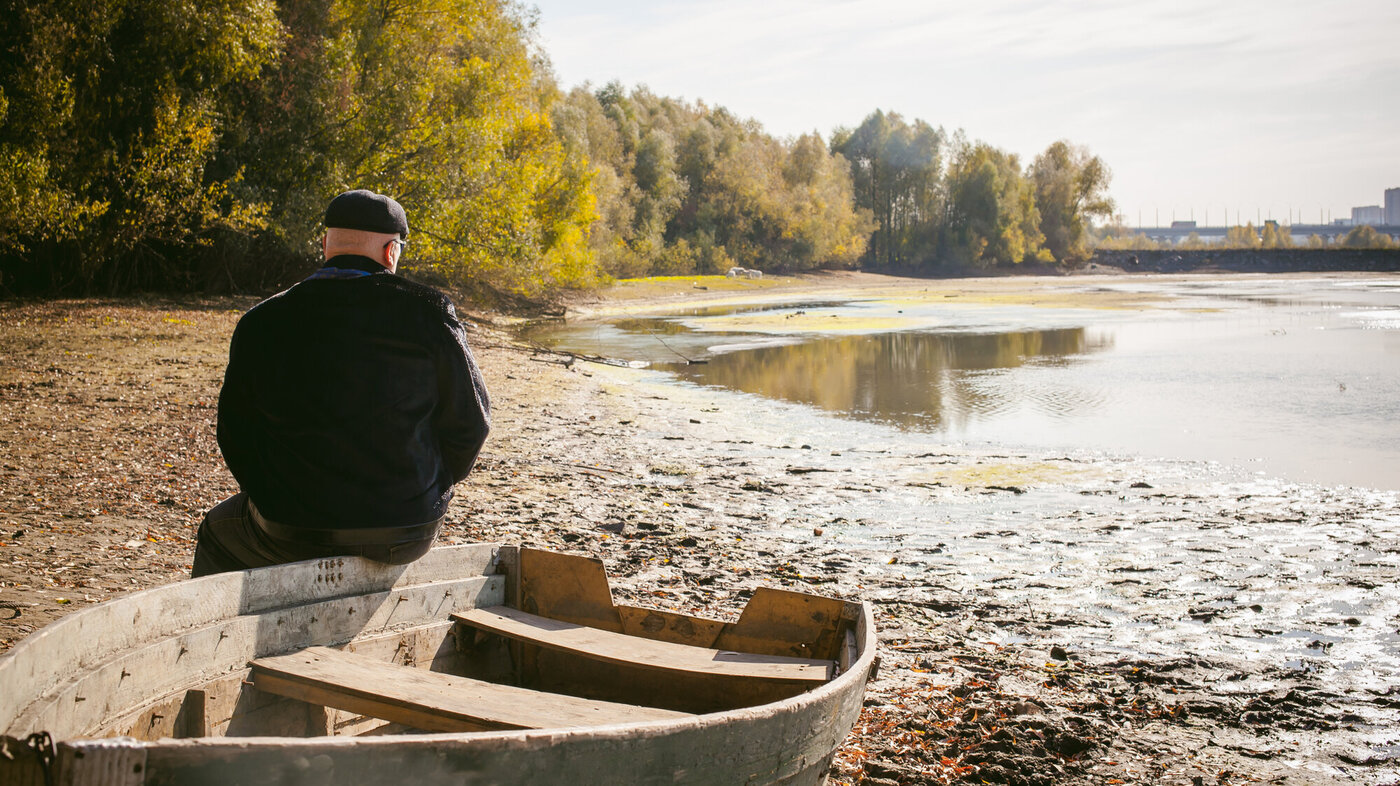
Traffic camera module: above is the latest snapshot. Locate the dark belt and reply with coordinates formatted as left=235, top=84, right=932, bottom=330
left=248, top=498, right=442, bottom=548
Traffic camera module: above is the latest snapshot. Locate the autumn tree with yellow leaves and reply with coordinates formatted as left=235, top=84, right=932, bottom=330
left=0, top=0, right=597, bottom=302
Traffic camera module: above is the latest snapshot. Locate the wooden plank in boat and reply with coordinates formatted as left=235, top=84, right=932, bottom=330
left=452, top=606, right=834, bottom=684
left=712, top=587, right=856, bottom=660
left=249, top=646, right=689, bottom=733
left=517, top=548, right=623, bottom=632
left=617, top=605, right=726, bottom=647
left=840, top=629, right=859, bottom=676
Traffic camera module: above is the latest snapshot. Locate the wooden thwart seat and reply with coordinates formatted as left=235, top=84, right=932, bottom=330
left=452, top=606, right=835, bottom=684
left=249, top=646, right=690, bottom=734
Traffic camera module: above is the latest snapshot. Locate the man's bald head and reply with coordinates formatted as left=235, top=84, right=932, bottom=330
left=323, top=228, right=403, bottom=272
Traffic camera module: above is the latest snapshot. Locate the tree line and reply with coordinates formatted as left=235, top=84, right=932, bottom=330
left=830, top=113, right=1112, bottom=271
left=1, top=0, right=1116, bottom=302
left=551, top=84, right=874, bottom=278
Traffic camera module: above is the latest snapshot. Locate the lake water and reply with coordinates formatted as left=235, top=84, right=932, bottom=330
left=527, top=275, right=1400, bottom=491
left=526, top=275, right=1400, bottom=769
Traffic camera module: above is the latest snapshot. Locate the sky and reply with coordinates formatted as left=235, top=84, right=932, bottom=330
left=527, top=0, right=1400, bottom=228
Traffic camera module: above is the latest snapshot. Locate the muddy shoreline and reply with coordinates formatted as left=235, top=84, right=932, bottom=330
left=2, top=280, right=1398, bottom=785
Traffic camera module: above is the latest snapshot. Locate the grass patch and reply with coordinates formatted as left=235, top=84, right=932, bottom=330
left=689, top=312, right=917, bottom=334
left=599, top=274, right=793, bottom=302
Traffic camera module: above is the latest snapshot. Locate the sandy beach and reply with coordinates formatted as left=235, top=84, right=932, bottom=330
left=2, top=272, right=1398, bottom=785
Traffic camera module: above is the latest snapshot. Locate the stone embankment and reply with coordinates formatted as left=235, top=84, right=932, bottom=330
left=1092, top=248, right=1400, bottom=273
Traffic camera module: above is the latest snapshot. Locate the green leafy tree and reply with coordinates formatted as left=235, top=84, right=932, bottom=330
left=553, top=84, right=685, bottom=277
left=830, top=111, right=944, bottom=269
left=686, top=129, right=869, bottom=272
left=0, top=0, right=281, bottom=291
left=632, top=128, right=687, bottom=252
left=553, top=83, right=648, bottom=276
left=778, top=133, right=873, bottom=269
left=1030, top=141, right=1113, bottom=265
left=556, top=84, right=868, bottom=277
left=220, top=0, right=597, bottom=301
left=1, top=0, right=595, bottom=300
left=943, top=142, right=1041, bottom=266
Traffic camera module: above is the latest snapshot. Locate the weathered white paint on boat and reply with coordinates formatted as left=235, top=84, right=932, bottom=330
left=1, top=546, right=503, bottom=731
left=0, top=544, right=876, bottom=786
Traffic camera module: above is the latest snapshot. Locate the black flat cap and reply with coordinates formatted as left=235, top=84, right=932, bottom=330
left=324, top=189, right=409, bottom=236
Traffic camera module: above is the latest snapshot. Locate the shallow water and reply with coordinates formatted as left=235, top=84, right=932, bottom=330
left=532, top=276, right=1400, bottom=490
left=579, top=358, right=1400, bottom=775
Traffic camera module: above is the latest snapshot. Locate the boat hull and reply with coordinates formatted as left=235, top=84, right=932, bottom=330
left=0, top=544, right=876, bottom=786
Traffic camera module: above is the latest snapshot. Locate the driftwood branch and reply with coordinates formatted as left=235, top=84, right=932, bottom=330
left=473, top=339, right=633, bottom=368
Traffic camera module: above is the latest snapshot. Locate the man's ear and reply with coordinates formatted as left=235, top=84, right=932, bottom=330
left=384, top=240, right=399, bottom=272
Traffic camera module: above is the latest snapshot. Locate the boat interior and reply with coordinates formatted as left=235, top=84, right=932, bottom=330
left=12, top=547, right=864, bottom=742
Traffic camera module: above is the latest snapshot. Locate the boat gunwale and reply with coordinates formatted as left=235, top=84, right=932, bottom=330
left=0, top=545, right=506, bottom=734
left=0, top=545, right=504, bottom=729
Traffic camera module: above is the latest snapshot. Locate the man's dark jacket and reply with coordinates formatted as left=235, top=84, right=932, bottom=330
left=217, top=255, right=490, bottom=532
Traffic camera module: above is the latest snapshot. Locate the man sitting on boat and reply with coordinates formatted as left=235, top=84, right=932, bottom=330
left=191, top=189, right=491, bottom=577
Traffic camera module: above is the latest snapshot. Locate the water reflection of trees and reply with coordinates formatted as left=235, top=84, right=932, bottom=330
left=667, top=328, right=1110, bottom=428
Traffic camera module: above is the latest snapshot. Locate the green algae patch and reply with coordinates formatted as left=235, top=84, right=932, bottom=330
left=568, top=271, right=1209, bottom=321
left=876, top=286, right=1170, bottom=312
left=601, top=275, right=792, bottom=301
left=688, top=310, right=921, bottom=334
left=913, top=459, right=1109, bottom=491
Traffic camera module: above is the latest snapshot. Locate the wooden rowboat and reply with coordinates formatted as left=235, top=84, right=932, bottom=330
left=0, top=544, right=876, bottom=785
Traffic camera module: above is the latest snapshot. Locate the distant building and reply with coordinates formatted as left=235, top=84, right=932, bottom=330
left=1352, top=205, right=1383, bottom=226
left=1386, top=188, right=1400, bottom=225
